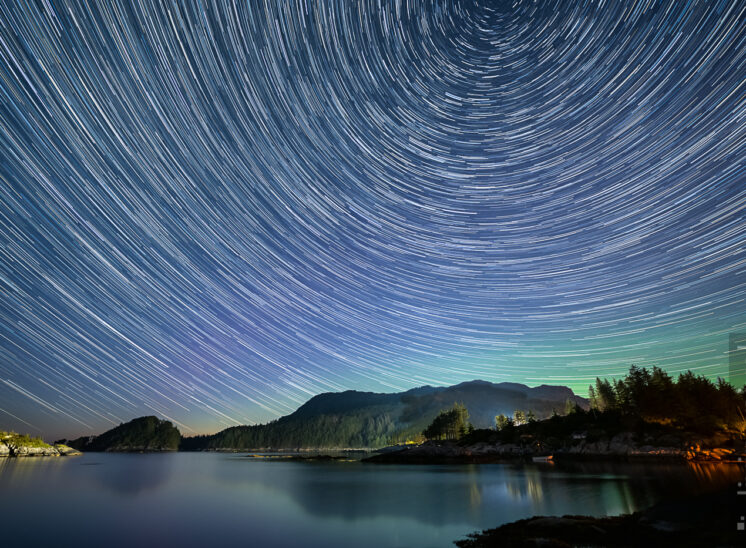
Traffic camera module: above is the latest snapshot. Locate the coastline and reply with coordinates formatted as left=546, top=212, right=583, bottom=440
left=363, top=436, right=746, bottom=464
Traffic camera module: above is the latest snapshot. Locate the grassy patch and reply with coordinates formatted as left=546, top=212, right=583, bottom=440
left=0, top=431, right=52, bottom=448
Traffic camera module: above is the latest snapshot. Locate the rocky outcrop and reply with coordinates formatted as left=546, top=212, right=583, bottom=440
left=54, top=443, right=83, bottom=456
left=8, top=444, right=61, bottom=457
left=0, top=432, right=82, bottom=457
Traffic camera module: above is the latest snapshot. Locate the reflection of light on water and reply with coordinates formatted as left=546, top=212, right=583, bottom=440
left=612, top=481, right=638, bottom=515
left=686, top=461, right=744, bottom=485
left=0, top=455, right=66, bottom=487
left=525, top=474, right=543, bottom=502
left=503, top=468, right=544, bottom=503
left=468, top=460, right=746, bottom=525
left=465, top=464, right=483, bottom=514
left=687, top=461, right=716, bottom=482
left=469, top=482, right=482, bottom=508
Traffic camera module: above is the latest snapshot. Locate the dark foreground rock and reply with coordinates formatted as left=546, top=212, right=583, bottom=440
left=455, top=488, right=744, bottom=547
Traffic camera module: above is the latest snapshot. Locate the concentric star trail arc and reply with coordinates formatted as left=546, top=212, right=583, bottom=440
left=0, top=0, right=744, bottom=439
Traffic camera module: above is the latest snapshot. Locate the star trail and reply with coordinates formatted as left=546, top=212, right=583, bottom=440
left=1, top=1, right=745, bottom=439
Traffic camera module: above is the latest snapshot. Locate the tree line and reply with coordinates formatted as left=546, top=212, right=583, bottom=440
left=427, top=366, right=746, bottom=441
left=422, top=402, right=473, bottom=440
left=588, top=365, right=745, bottom=433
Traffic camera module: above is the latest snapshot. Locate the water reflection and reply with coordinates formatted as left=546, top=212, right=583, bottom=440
left=248, top=463, right=485, bottom=524
left=1, top=454, right=742, bottom=548
left=0, top=454, right=67, bottom=487
left=206, top=458, right=743, bottom=527
left=0, top=453, right=172, bottom=496
left=85, top=454, right=172, bottom=495
left=500, top=461, right=744, bottom=517
left=503, top=466, right=544, bottom=503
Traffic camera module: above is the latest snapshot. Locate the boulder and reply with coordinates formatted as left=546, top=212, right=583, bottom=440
left=54, top=444, right=83, bottom=456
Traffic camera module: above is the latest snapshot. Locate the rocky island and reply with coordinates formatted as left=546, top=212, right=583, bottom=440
left=0, top=431, right=81, bottom=457
left=61, top=416, right=181, bottom=452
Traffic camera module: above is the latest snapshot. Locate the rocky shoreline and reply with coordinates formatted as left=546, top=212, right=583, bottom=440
left=364, top=433, right=746, bottom=464
left=244, top=454, right=353, bottom=462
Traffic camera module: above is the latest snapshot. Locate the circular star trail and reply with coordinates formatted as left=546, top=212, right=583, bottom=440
left=1, top=1, right=744, bottom=438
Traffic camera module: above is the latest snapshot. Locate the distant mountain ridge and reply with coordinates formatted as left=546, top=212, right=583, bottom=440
left=182, top=380, right=587, bottom=451
left=62, top=381, right=587, bottom=452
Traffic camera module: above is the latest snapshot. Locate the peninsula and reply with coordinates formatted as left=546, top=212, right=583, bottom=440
left=366, top=366, right=746, bottom=464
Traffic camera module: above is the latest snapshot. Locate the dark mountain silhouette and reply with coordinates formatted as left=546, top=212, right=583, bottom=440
left=65, top=416, right=180, bottom=452
left=181, top=380, right=587, bottom=450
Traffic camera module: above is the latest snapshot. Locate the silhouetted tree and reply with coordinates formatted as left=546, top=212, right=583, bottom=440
left=564, top=398, right=579, bottom=415
left=423, top=402, right=471, bottom=441
left=594, top=378, right=617, bottom=411
left=588, top=385, right=599, bottom=410
left=513, top=410, right=526, bottom=425
left=588, top=366, right=746, bottom=434
left=495, top=414, right=510, bottom=431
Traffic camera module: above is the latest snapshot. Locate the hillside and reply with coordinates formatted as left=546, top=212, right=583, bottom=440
left=181, top=380, right=587, bottom=450
left=65, top=416, right=180, bottom=452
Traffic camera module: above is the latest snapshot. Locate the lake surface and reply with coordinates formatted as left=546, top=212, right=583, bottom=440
left=0, top=453, right=741, bottom=547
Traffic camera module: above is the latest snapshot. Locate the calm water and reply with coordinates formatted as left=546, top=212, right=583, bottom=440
left=0, top=453, right=740, bottom=547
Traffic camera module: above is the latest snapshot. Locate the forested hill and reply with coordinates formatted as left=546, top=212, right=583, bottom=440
left=181, top=380, right=587, bottom=450
left=65, top=416, right=181, bottom=452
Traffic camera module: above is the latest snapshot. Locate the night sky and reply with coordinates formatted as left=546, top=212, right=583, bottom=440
left=1, top=1, right=744, bottom=440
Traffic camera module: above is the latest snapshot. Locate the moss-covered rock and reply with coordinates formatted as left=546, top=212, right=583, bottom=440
left=0, top=431, right=82, bottom=457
